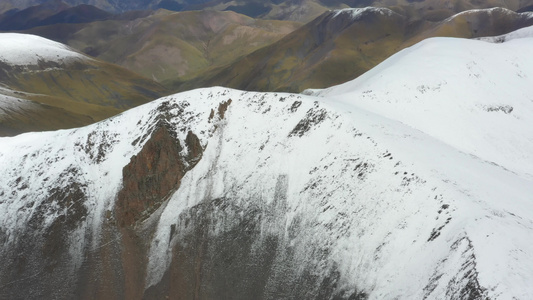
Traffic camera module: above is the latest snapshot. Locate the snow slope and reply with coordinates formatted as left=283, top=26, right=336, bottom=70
left=0, top=35, right=533, bottom=299
left=478, top=24, right=533, bottom=43
left=0, top=33, right=86, bottom=66
left=0, top=93, right=36, bottom=117
left=311, top=36, right=533, bottom=180
left=0, top=86, right=42, bottom=117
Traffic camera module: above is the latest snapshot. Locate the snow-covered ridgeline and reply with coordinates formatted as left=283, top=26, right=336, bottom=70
left=139, top=87, right=533, bottom=299
left=442, top=7, right=533, bottom=23
left=0, top=83, right=532, bottom=298
left=478, top=24, right=533, bottom=43
left=310, top=36, right=533, bottom=180
left=332, top=7, right=396, bottom=20
left=0, top=33, right=87, bottom=66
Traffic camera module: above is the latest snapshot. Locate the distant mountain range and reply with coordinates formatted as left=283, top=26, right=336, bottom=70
left=20, top=9, right=301, bottom=88
left=1, top=0, right=338, bottom=21
left=3, top=1, right=533, bottom=134
left=180, top=7, right=533, bottom=92
left=4, top=0, right=533, bottom=22
left=0, top=1, right=150, bottom=31
left=8, top=3, right=533, bottom=95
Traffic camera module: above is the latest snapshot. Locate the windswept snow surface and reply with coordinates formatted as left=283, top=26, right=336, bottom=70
left=0, top=36, right=532, bottom=299
left=0, top=33, right=86, bottom=66
left=312, top=36, right=533, bottom=180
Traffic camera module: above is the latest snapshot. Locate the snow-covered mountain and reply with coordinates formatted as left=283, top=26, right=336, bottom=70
left=1, top=28, right=533, bottom=299
left=309, top=31, right=533, bottom=179
left=0, top=33, right=167, bottom=136
left=0, top=33, right=85, bottom=65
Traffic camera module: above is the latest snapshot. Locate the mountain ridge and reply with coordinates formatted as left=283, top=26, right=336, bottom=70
left=20, top=9, right=302, bottom=89
left=8, top=5, right=533, bottom=95
left=179, top=7, right=533, bottom=93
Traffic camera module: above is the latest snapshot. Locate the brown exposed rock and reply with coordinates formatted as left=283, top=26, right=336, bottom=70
left=217, top=99, right=232, bottom=119
left=120, top=226, right=149, bottom=300
left=115, top=123, right=203, bottom=227
left=184, top=131, right=202, bottom=163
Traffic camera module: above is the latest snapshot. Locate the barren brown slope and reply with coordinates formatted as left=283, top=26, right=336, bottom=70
left=182, top=7, right=533, bottom=93
left=0, top=93, right=94, bottom=136
left=22, top=9, right=301, bottom=89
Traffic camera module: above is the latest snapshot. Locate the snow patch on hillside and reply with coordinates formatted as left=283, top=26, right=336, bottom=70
left=0, top=94, right=36, bottom=117
left=332, top=7, right=395, bottom=20
left=0, top=33, right=87, bottom=66
left=443, top=7, right=528, bottom=22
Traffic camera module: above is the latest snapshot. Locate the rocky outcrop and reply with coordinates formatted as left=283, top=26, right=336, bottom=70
left=108, top=121, right=204, bottom=298
left=115, top=123, right=202, bottom=227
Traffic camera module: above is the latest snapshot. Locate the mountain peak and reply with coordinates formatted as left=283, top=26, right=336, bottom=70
left=2, top=32, right=533, bottom=298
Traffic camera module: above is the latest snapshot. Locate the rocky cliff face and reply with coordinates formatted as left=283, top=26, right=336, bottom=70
left=0, top=94, right=203, bottom=299
left=116, top=124, right=202, bottom=227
